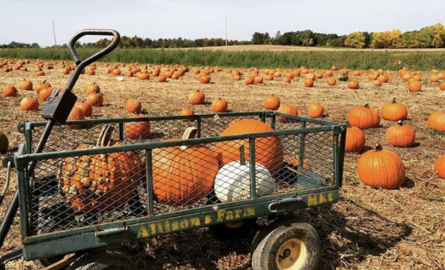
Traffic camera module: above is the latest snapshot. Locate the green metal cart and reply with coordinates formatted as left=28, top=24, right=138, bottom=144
left=0, top=29, right=346, bottom=270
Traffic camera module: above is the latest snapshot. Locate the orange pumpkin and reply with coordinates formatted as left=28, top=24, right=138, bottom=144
left=408, top=80, right=421, bottom=92
left=434, top=154, right=445, bottom=179
left=308, top=103, right=324, bottom=118
left=244, top=76, right=254, bottom=85
left=347, top=103, right=380, bottom=129
left=439, top=82, right=445, bottom=91
left=20, top=96, right=39, bottom=111
left=386, top=121, right=415, bottom=148
left=75, top=102, right=93, bottom=117
left=2, top=85, right=17, bottom=97
left=124, top=115, right=151, bottom=139
left=66, top=107, right=85, bottom=129
left=86, top=93, right=104, bottom=107
left=304, top=79, right=314, bottom=87
left=263, top=95, right=281, bottom=110
left=357, top=144, right=405, bottom=189
left=253, top=75, right=263, bottom=84
left=211, top=98, right=228, bottom=113
left=277, top=104, right=298, bottom=123
left=86, top=82, right=100, bottom=94
left=39, top=87, right=53, bottom=101
left=35, top=80, right=51, bottom=94
left=188, top=89, right=205, bottom=105
left=344, top=124, right=365, bottom=153
left=199, top=75, right=211, bottom=84
left=427, top=111, right=445, bottom=132
left=57, top=125, right=143, bottom=213
left=125, top=98, right=142, bottom=114
left=179, top=108, right=195, bottom=122
left=213, top=119, right=284, bottom=176
left=327, top=78, right=336, bottom=86
left=19, top=79, right=33, bottom=91
left=152, top=143, right=218, bottom=206
left=347, top=80, right=359, bottom=89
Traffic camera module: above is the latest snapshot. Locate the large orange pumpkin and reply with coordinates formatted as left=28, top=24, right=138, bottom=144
left=213, top=119, right=284, bottom=175
left=427, top=111, right=445, bottom=132
left=357, top=144, right=405, bottom=189
left=66, top=107, right=85, bottom=130
left=263, top=95, right=280, bottom=110
left=188, top=89, right=205, bottom=105
left=152, top=144, right=218, bottom=205
left=276, top=104, right=298, bottom=123
left=57, top=125, right=143, bottom=213
left=345, top=124, right=365, bottom=153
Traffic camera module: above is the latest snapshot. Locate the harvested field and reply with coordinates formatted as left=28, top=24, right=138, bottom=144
left=0, top=58, right=444, bottom=270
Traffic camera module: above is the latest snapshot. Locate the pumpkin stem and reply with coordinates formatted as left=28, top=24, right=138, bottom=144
left=97, top=125, right=115, bottom=147
left=375, top=143, right=383, bottom=151
left=392, top=97, right=397, bottom=103
left=346, top=121, right=351, bottom=128
left=239, top=145, right=246, bottom=166
left=397, top=120, right=403, bottom=126
left=364, top=103, right=369, bottom=108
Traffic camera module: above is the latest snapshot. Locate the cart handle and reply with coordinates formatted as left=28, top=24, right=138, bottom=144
left=66, top=29, right=120, bottom=91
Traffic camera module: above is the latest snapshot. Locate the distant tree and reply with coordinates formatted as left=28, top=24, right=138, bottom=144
left=383, top=30, right=402, bottom=48
left=252, top=32, right=270, bottom=44
left=344, top=32, right=365, bottom=48
left=370, top=32, right=385, bottom=48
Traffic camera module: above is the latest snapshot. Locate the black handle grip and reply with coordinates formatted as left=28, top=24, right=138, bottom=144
left=66, top=29, right=120, bottom=91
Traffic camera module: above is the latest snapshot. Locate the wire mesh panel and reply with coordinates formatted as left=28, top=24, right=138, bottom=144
left=19, top=112, right=344, bottom=236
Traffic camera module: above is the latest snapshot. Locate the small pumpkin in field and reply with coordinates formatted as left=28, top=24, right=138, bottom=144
left=427, top=111, right=445, bottom=132
left=344, top=123, right=366, bottom=153
left=152, top=141, right=218, bottom=205
left=308, top=103, right=324, bottom=118
left=20, top=96, right=39, bottom=111
left=263, top=95, right=280, bottom=110
left=357, top=144, right=406, bottom=189
left=66, top=107, right=85, bottom=130
left=57, top=125, right=143, bottom=213
left=277, top=104, right=298, bottom=123
left=2, top=85, right=17, bottom=97
left=304, top=79, right=314, bottom=87
left=381, top=97, right=408, bottom=121
left=86, top=93, right=104, bottom=107
left=347, top=80, right=359, bottom=89
left=386, top=120, right=415, bottom=148
left=408, top=80, right=421, bottom=92
left=211, top=98, right=228, bottom=113
left=124, top=115, right=151, bottom=139
left=86, top=82, right=100, bottom=94
left=327, top=78, right=336, bottom=86
left=179, top=108, right=195, bottom=122
left=434, top=154, right=445, bottom=179
left=19, top=79, right=33, bottom=90
left=39, top=87, right=54, bottom=101
left=213, top=119, right=284, bottom=176
left=125, top=98, right=142, bottom=114
left=75, top=102, right=93, bottom=117
left=347, top=103, right=380, bottom=129
left=188, top=89, right=205, bottom=105
left=0, top=131, right=8, bottom=154
left=35, top=80, right=51, bottom=94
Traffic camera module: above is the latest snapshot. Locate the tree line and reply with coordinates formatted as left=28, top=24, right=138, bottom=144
left=1, top=23, right=444, bottom=49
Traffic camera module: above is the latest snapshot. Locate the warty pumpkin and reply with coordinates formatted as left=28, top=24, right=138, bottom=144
left=57, top=125, right=143, bottom=213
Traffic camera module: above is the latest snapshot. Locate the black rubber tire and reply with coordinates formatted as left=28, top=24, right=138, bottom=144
left=209, top=218, right=258, bottom=241
left=67, top=249, right=135, bottom=270
left=251, top=219, right=320, bottom=270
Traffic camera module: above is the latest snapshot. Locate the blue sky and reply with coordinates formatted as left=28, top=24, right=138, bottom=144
left=2, top=0, right=445, bottom=47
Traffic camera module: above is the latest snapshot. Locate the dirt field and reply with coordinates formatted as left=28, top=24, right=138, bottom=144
left=0, top=56, right=444, bottom=270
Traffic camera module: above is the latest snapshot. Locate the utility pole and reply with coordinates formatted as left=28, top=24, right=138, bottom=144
left=52, top=20, right=57, bottom=46
left=225, top=15, right=228, bottom=50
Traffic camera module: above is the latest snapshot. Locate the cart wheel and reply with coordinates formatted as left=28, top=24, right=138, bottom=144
left=67, top=249, right=134, bottom=270
left=251, top=219, right=320, bottom=270
left=209, top=218, right=258, bottom=241
left=36, top=254, right=72, bottom=267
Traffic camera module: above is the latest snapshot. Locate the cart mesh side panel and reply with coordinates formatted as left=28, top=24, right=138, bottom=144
left=20, top=114, right=340, bottom=235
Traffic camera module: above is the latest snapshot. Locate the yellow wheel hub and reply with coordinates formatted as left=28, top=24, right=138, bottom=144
left=276, top=238, right=307, bottom=270
left=225, top=221, right=244, bottom=229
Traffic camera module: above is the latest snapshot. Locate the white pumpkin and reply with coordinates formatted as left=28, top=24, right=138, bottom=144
left=214, top=160, right=275, bottom=202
